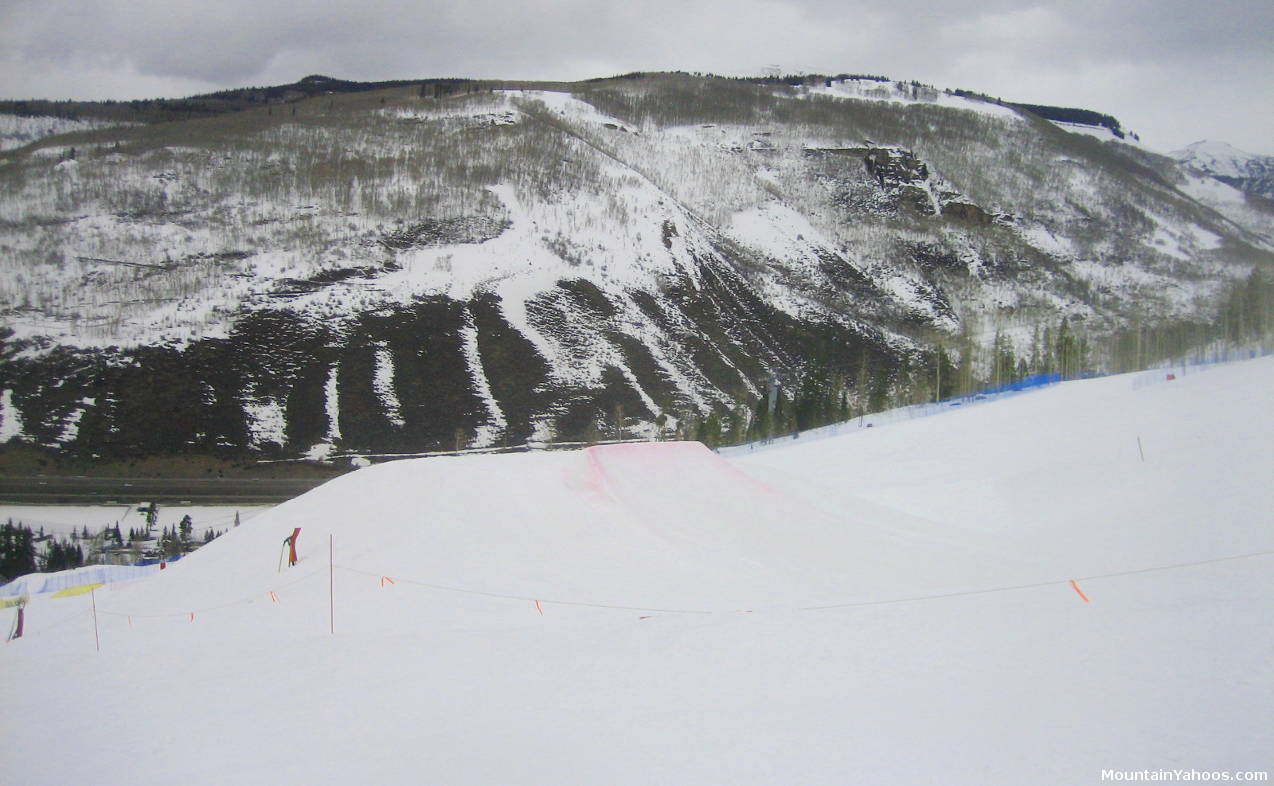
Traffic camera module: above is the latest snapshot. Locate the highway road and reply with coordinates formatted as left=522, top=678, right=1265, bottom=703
left=0, top=476, right=334, bottom=504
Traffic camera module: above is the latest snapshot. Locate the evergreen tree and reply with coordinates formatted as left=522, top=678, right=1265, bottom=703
left=610, top=402, right=626, bottom=441
left=750, top=394, right=771, bottom=441
left=160, top=529, right=183, bottom=559
left=695, top=412, right=722, bottom=448
left=794, top=365, right=832, bottom=431
left=44, top=538, right=84, bottom=572
left=1054, top=318, right=1088, bottom=379
left=932, top=345, right=956, bottom=401
left=773, top=392, right=791, bottom=435
left=867, top=363, right=890, bottom=412
left=991, top=331, right=1018, bottom=388
left=0, top=522, right=37, bottom=581
left=955, top=339, right=975, bottom=396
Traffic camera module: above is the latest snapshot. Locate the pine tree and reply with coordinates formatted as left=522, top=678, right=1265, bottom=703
left=750, top=395, right=771, bottom=441
left=773, top=393, right=790, bottom=435
left=610, top=402, right=625, bottom=441
left=991, top=331, right=1018, bottom=388
left=867, top=363, right=890, bottom=412
left=933, top=345, right=956, bottom=401
left=695, top=412, right=722, bottom=448
left=955, top=336, right=975, bottom=396
left=0, top=522, right=37, bottom=581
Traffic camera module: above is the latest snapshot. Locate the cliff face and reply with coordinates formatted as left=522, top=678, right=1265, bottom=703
left=1, top=74, right=1271, bottom=459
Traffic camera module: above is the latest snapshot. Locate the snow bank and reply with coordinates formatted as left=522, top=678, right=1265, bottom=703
left=2, top=563, right=159, bottom=597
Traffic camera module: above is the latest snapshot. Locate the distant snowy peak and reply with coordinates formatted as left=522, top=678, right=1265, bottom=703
left=1171, top=140, right=1274, bottom=201
left=1172, top=140, right=1259, bottom=178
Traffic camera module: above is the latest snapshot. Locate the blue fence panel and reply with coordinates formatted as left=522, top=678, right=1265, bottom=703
left=978, top=373, right=1060, bottom=397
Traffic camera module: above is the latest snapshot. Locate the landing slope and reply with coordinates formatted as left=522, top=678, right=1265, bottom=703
left=3, top=358, right=1271, bottom=785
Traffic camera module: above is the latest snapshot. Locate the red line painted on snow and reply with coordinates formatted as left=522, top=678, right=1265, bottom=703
left=380, top=576, right=395, bottom=588
left=1069, top=579, right=1090, bottom=603
left=269, top=591, right=279, bottom=603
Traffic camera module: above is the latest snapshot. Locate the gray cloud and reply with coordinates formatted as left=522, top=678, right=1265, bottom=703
left=1, top=0, right=1270, bottom=152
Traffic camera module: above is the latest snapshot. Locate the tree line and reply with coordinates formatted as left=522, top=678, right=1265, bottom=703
left=0, top=509, right=233, bottom=582
left=679, top=269, right=1274, bottom=449
left=0, top=521, right=83, bottom=581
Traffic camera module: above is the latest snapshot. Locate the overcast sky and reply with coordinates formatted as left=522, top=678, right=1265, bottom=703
left=1, top=0, right=1270, bottom=154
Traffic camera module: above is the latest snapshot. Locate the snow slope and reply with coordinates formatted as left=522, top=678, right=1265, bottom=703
left=3, top=358, right=1271, bottom=784
left=1173, top=140, right=1266, bottom=180
left=1172, top=140, right=1274, bottom=201
left=6, top=76, right=1272, bottom=459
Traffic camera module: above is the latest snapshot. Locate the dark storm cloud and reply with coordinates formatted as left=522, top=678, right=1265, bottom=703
left=1, top=0, right=1270, bottom=152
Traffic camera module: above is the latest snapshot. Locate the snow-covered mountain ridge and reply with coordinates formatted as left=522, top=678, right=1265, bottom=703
left=1172, top=140, right=1274, bottom=202
left=1, top=73, right=1272, bottom=459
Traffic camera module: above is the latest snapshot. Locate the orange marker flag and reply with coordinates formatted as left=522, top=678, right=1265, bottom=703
left=534, top=600, right=544, bottom=616
left=1069, top=579, right=1090, bottom=603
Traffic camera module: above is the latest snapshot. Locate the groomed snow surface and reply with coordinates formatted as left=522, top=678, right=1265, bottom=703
left=4, top=358, right=1272, bottom=785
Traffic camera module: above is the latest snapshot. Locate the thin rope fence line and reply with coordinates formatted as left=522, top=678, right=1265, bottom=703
left=5, top=606, right=92, bottom=642
left=334, top=564, right=716, bottom=615
left=1073, top=549, right=1274, bottom=582
left=800, top=548, right=1274, bottom=612
left=340, top=548, right=1274, bottom=616
left=95, top=566, right=326, bottom=619
left=16, top=547, right=1272, bottom=628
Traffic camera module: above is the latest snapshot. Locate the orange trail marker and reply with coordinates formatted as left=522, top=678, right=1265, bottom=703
left=1069, top=579, right=1090, bottom=603
left=189, top=612, right=196, bottom=622
left=534, top=600, right=543, bottom=616
left=269, top=591, right=279, bottom=603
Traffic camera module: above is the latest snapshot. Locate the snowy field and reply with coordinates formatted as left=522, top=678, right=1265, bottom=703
left=3, top=358, right=1271, bottom=785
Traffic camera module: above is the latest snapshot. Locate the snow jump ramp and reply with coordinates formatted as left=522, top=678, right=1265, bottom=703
left=90, top=441, right=1015, bottom=617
